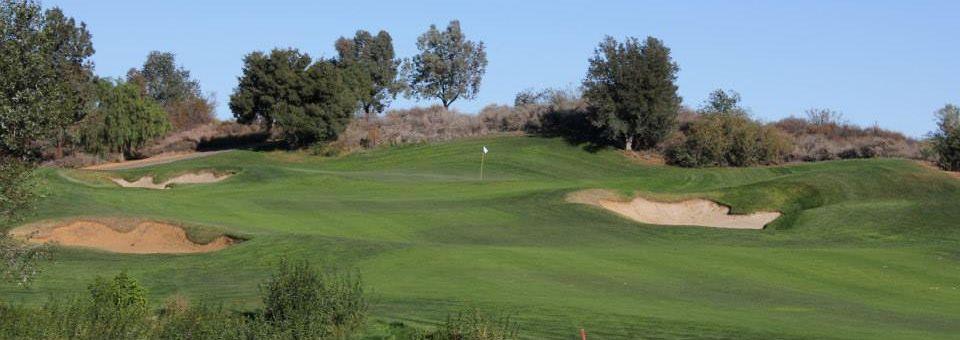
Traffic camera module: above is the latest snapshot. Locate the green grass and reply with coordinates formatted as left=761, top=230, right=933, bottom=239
left=4, top=135, right=960, bottom=339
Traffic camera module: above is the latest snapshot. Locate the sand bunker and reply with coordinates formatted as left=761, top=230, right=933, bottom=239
left=567, top=189, right=780, bottom=229
left=112, top=171, right=232, bottom=189
left=9, top=219, right=237, bottom=254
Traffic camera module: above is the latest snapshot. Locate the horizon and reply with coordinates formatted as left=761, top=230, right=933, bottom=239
left=46, top=0, right=959, bottom=138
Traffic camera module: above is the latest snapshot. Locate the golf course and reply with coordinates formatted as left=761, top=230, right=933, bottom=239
left=3, top=135, right=959, bottom=339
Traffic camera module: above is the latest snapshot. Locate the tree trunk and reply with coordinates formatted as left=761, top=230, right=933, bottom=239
left=625, top=135, right=634, bottom=151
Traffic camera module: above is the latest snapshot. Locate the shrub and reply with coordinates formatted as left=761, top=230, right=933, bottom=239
left=773, top=111, right=921, bottom=161
left=420, top=308, right=520, bottom=340
left=665, top=113, right=791, bottom=167
left=260, top=259, right=367, bottom=339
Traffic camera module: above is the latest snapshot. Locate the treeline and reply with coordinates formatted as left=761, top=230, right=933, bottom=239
left=0, top=260, right=520, bottom=340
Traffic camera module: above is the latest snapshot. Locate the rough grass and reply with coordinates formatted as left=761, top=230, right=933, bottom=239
left=3, top=136, right=960, bottom=339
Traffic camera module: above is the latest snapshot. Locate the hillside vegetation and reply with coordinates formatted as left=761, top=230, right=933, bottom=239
left=2, top=136, right=959, bottom=339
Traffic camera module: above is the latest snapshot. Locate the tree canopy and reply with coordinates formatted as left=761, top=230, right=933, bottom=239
left=230, top=48, right=357, bottom=147
left=230, top=48, right=313, bottom=131
left=582, top=36, right=681, bottom=151
left=335, top=30, right=402, bottom=115
left=0, top=0, right=94, bottom=161
left=932, top=104, right=960, bottom=171
left=127, top=51, right=213, bottom=131
left=81, top=80, right=171, bottom=159
left=404, top=20, right=487, bottom=109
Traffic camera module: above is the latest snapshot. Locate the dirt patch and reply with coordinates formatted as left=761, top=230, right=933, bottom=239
left=84, top=150, right=232, bottom=171
left=567, top=189, right=780, bottom=229
left=621, top=150, right=666, bottom=165
left=112, top=171, right=232, bottom=189
left=8, top=218, right=237, bottom=254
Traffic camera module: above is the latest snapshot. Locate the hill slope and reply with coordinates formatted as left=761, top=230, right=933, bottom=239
left=4, top=136, right=960, bottom=339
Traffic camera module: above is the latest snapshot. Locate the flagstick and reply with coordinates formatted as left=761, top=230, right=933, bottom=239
left=480, top=151, right=485, bottom=181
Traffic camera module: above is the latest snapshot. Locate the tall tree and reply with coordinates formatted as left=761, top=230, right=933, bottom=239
left=127, top=51, right=213, bottom=131
left=81, top=80, right=171, bottom=159
left=583, top=36, right=681, bottom=151
left=335, top=30, right=402, bottom=115
left=0, top=0, right=93, bottom=285
left=230, top=48, right=312, bottom=131
left=273, top=60, right=358, bottom=147
left=230, top=49, right=358, bottom=147
left=404, top=20, right=487, bottom=109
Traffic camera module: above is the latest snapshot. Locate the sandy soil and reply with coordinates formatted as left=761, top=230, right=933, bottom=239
left=111, top=171, right=232, bottom=189
left=9, top=219, right=236, bottom=254
left=83, top=150, right=231, bottom=171
left=567, top=189, right=780, bottom=229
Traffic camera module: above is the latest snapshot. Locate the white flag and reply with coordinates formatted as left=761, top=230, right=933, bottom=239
left=482, top=146, right=489, bottom=154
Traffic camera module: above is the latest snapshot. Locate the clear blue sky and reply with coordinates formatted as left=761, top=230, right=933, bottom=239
left=46, top=0, right=958, bottom=137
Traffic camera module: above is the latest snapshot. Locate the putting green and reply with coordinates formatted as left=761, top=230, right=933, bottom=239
left=3, top=136, right=959, bottom=339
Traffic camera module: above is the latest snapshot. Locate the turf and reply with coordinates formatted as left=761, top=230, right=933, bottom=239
left=3, top=136, right=960, bottom=339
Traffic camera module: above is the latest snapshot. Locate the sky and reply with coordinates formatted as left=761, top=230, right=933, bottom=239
left=45, top=0, right=959, bottom=137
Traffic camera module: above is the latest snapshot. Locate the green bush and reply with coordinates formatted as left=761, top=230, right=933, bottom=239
left=665, top=113, right=792, bottom=167
left=420, top=308, right=519, bottom=340
left=260, top=259, right=368, bottom=339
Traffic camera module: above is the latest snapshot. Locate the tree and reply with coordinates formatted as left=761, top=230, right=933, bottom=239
left=583, top=36, right=681, bottom=151
left=127, top=51, right=213, bottom=131
left=81, top=80, right=171, bottom=159
left=931, top=104, right=960, bottom=171
left=701, top=89, right=743, bottom=116
left=404, top=20, right=487, bottom=109
left=273, top=60, right=357, bottom=147
left=230, top=48, right=312, bottom=131
left=41, top=7, right=96, bottom=158
left=0, top=0, right=94, bottom=161
left=335, top=30, right=402, bottom=116
left=1, top=0, right=92, bottom=285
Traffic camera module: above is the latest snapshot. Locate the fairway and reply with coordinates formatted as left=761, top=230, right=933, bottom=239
left=4, top=136, right=960, bottom=339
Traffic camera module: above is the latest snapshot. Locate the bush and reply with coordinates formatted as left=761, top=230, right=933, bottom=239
left=420, top=308, right=520, bottom=340
left=665, top=113, right=791, bottom=167
left=260, top=259, right=367, bottom=339
left=773, top=112, right=921, bottom=161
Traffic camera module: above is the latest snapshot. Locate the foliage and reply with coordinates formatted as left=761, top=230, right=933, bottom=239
left=273, top=60, right=357, bottom=147
left=86, top=272, right=150, bottom=338
left=335, top=30, right=403, bottom=115
left=0, top=0, right=92, bottom=288
left=230, top=48, right=313, bottom=130
left=404, top=20, right=487, bottom=109
left=260, top=259, right=367, bottom=339
left=665, top=112, right=792, bottom=167
left=127, top=51, right=214, bottom=131
left=774, top=111, right=920, bottom=161
left=582, top=36, right=681, bottom=151
left=231, top=49, right=356, bottom=147
left=931, top=104, right=960, bottom=171
left=0, top=0, right=94, bottom=161
left=420, top=308, right=520, bottom=340
left=700, top=89, right=744, bottom=116
left=81, top=80, right=171, bottom=159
